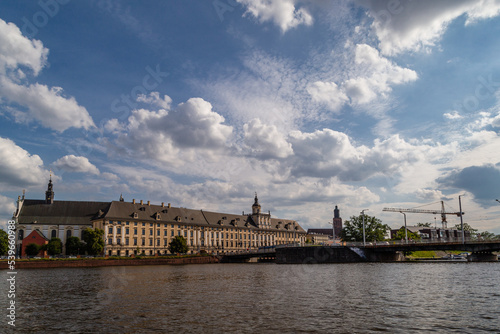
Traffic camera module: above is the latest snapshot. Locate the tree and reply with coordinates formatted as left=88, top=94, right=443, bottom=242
left=417, top=222, right=432, bottom=227
left=391, top=227, right=420, bottom=241
left=476, top=231, right=496, bottom=240
left=454, top=223, right=478, bottom=239
left=46, top=237, right=63, bottom=256
left=0, top=229, right=8, bottom=255
left=25, top=243, right=40, bottom=257
left=66, top=236, right=85, bottom=255
left=82, top=228, right=105, bottom=256
left=168, top=236, right=188, bottom=254
left=340, top=214, right=389, bottom=242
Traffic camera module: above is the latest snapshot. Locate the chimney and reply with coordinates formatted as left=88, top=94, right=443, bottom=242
left=140, top=200, right=143, bottom=205
left=168, top=203, right=171, bottom=208
left=147, top=200, right=150, bottom=206
left=132, top=199, right=135, bottom=204
left=161, top=202, right=164, bottom=207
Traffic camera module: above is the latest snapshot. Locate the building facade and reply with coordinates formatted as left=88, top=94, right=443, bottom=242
left=13, top=180, right=306, bottom=256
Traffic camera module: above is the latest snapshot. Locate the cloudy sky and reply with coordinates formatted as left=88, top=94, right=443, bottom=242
left=1, top=0, right=500, bottom=233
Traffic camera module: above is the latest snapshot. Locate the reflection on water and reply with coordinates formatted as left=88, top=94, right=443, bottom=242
left=1, top=263, right=499, bottom=333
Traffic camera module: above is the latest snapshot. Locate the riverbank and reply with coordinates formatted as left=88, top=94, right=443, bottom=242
left=0, top=255, right=219, bottom=269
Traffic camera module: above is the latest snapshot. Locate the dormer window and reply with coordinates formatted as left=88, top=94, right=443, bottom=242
left=155, top=213, right=161, bottom=220
left=133, top=212, right=138, bottom=219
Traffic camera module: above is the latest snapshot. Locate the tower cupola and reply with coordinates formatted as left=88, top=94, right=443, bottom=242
left=45, top=175, right=54, bottom=204
left=252, top=192, right=261, bottom=215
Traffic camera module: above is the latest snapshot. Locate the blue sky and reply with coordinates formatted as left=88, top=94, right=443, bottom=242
left=1, top=0, right=500, bottom=234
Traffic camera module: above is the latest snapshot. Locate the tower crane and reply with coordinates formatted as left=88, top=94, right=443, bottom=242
left=383, top=201, right=464, bottom=229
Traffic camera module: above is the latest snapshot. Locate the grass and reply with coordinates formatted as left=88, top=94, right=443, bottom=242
left=407, top=251, right=436, bottom=258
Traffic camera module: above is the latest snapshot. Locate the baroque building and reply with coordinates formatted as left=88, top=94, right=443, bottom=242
left=13, top=179, right=306, bottom=256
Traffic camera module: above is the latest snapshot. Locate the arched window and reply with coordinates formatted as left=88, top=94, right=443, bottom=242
left=51, top=230, right=56, bottom=238
left=18, top=229, right=24, bottom=240
left=66, top=230, right=72, bottom=239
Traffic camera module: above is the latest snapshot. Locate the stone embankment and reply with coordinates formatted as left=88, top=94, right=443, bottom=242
left=0, top=255, right=219, bottom=269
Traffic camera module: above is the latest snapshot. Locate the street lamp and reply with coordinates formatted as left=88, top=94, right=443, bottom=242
left=400, top=212, right=408, bottom=244
left=496, top=199, right=500, bottom=204
left=459, top=195, right=465, bottom=244
left=361, top=209, right=369, bottom=247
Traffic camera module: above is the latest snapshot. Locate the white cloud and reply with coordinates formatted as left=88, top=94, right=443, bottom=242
left=343, top=44, right=417, bottom=105
left=444, top=111, right=463, bottom=120
left=0, top=19, right=48, bottom=76
left=0, top=18, right=94, bottom=132
left=238, top=0, right=313, bottom=32
left=136, top=91, right=172, bottom=109
left=307, top=81, right=348, bottom=113
left=106, top=97, right=233, bottom=166
left=52, top=155, right=100, bottom=175
left=0, top=137, right=48, bottom=187
left=243, top=118, right=294, bottom=159
left=0, top=194, right=15, bottom=217
left=361, top=0, right=500, bottom=56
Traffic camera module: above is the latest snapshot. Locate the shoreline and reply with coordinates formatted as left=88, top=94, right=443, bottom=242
left=0, top=255, right=219, bottom=269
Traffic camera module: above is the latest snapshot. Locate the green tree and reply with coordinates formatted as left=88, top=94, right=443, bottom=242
left=168, top=236, right=188, bottom=254
left=66, top=236, right=85, bottom=255
left=476, top=231, right=496, bottom=240
left=0, top=229, right=8, bottom=255
left=340, top=214, right=389, bottom=242
left=391, top=227, right=421, bottom=241
left=417, top=222, right=432, bottom=227
left=82, top=228, right=105, bottom=256
left=46, top=237, right=63, bottom=255
left=454, top=222, right=478, bottom=239
left=25, top=243, right=40, bottom=257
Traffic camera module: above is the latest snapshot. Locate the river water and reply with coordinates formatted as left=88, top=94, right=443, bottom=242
left=1, top=262, right=499, bottom=333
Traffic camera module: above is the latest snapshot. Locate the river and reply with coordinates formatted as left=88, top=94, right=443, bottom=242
left=1, top=262, right=499, bottom=333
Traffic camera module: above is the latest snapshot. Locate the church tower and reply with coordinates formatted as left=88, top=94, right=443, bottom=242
left=332, top=205, right=342, bottom=238
left=252, top=193, right=261, bottom=215
left=45, top=176, right=54, bottom=204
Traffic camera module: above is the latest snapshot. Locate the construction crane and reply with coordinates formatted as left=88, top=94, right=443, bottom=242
left=383, top=201, right=464, bottom=229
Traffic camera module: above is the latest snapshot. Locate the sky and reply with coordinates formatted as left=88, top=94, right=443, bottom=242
left=1, top=0, right=500, bottom=234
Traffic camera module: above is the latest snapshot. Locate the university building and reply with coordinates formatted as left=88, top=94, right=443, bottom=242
left=13, top=179, right=307, bottom=256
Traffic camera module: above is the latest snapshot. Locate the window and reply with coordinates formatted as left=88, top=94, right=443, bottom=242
left=149, top=229, right=153, bottom=235
left=134, top=222, right=137, bottom=226
left=141, top=239, right=145, bottom=246
left=108, top=238, right=112, bottom=244
left=51, top=230, right=56, bottom=238
left=157, top=230, right=160, bottom=236
left=178, top=231, right=181, bottom=236
left=126, top=228, right=129, bottom=235
left=109, top=227, right=113, bottom=234
left=117, top=227, right=121, bottom=235
left=18, top=229, right=24, bottom=240
left=134, top=239, right=137, bottom=246
left=134, top=228, right=137, bottom=235
left=164, top=230, right=167, bottom=236
left=125, top=239, right=129, bottom=245
left=171, top=231, right=174, bottom=236
left=66, top=230, right=72, bottom=239
left=184, top=231, right=187, bottom=237
left=142, top=223, right=146, bottom=227
left=157, top=239, right=160, bottom=246
left=117, top=238, right=121, bottom=244
left=142, top=229, right=145, bottom=235
left=149, top=239, right=153, bottom=246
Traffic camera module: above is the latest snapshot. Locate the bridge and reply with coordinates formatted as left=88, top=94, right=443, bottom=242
left=221, top=240, right=500, bottom=263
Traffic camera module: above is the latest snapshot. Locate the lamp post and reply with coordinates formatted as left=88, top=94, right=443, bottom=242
left=361, top=209, right=369, bottom=247
left=459, top=195, right=465, bottom=244
left=496, top=199, right=500, bottom=204
left=400, top=212, right=408, bottom=244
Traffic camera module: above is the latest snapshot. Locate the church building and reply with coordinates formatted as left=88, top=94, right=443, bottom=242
left=13, top=179, right=307, bottom=256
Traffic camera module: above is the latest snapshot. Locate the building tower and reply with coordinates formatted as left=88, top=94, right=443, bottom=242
left=252, top=192, right=261, bottom=214
left=45, top=176, right=54, bottom=204
left=332, top=205, right=342, bottom=239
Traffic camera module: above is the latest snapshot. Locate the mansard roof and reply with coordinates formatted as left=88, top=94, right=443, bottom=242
left=307, top=228, right=334, bottom=236
left=17, top=200, right=110, bottom=226
left=103, top=201, right=306, bottom=233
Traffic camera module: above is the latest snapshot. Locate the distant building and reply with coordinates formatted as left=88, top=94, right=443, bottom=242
left=390, top=225, right=471, bottom=242
left=13, top=180, right=306, bottom=256
left=307, top=205, right=343, bottom=243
